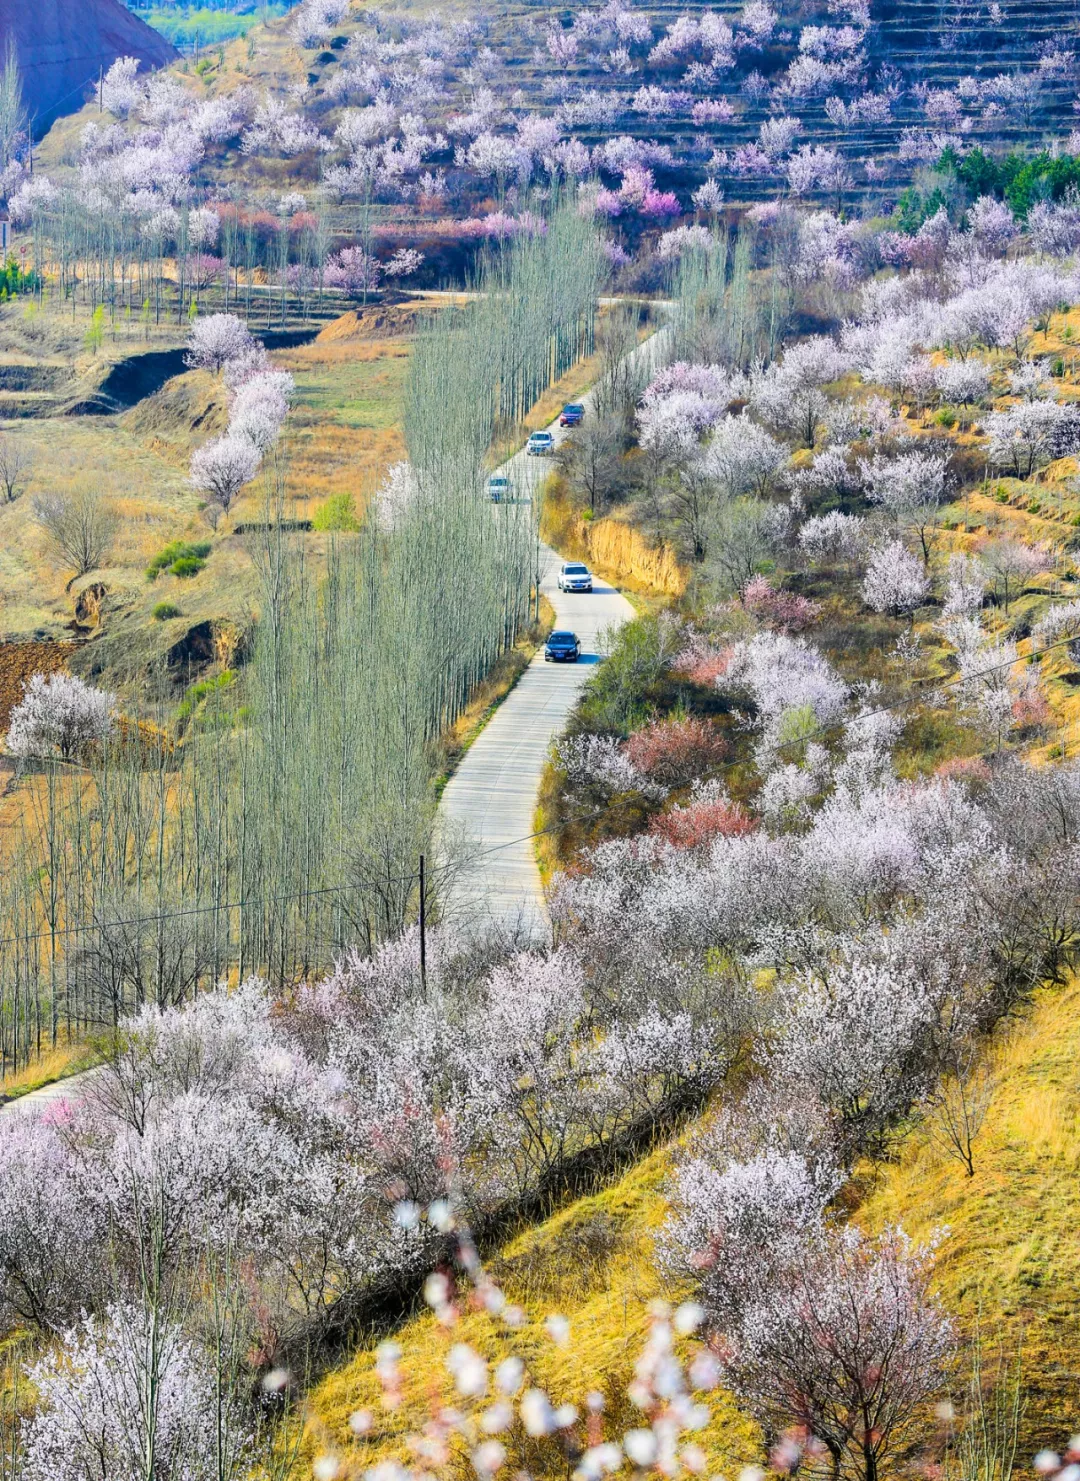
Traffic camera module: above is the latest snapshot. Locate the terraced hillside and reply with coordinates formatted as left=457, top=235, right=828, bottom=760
left=25, top=0, right=1080, bottom=268
left=481, top=0, right=1080, bottom=205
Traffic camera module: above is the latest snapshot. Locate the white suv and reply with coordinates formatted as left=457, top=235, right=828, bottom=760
left=558, top=561, right=593, bottom=593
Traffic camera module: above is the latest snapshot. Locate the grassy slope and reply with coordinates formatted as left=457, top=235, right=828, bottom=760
left=302, top=1142, right=761, bottom=1478
left=856, top=978, right=1080, bottom=1451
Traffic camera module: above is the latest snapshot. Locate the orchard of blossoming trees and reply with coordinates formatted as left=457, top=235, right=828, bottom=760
left=3, top=0, right=1080, bottom=309
left=7, top=0, right=1080, bottom=1469
left=8, top=191, right=1080, bottom=1469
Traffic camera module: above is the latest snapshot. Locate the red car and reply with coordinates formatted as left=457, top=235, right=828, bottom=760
left=559, top=403, right=585, bottom=427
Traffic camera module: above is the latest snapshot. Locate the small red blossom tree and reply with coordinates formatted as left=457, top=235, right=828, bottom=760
left=626, top=715, right=730, bottom=787
left=649, top=795, right=755, bottom=849
left=741, top=576, right=822, bottom=632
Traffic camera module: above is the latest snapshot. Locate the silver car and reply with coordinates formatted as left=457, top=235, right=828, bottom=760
left=527, top=431, right=555, bottom=456
left=558, top=561, right=593, bottom=593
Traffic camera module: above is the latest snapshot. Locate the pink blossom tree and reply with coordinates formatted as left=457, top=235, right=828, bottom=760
left=707, top=1225, right=954, bottom=1481
left=324, top=245, right=383, bottom=300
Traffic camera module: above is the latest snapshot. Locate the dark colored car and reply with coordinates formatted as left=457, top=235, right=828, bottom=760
left=560, top=403, right=585, bottom=427
left=544, top=630, right=581, bottom=663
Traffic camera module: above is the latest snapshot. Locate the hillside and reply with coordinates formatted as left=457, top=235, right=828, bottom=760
left=22, top=0, right=1080, bottom=273
left=857, top=976, right=1080, bottom=1448
left=3, top=0, right=176, bottom=134
left=300, top=975, right=1080, bottom=1473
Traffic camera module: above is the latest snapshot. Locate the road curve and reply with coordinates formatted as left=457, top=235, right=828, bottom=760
left=438, top=324, right=669, bottom=935
left=438, top=541, right=634, bottom=937
left=1, top=323, right=668, bottom=1114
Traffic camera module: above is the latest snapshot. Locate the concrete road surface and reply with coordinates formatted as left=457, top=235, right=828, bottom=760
left=438, top=324, right=669, bottom=934
left=0, top=1067, right=97, bottom=1118
left=438, top=539, right=634, bottom=937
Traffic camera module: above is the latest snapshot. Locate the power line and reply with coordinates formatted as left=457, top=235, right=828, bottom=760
left=0, top=627, right=1074, bottom=957
left=456, top=625, right=1080, bottom=861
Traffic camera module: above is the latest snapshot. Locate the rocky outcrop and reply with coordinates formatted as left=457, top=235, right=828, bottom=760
left=3, top=0, right=177, bottom=135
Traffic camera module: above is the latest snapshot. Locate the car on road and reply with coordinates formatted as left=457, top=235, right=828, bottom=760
left=527, top=430, right=555, bottom=456
left=544, top=630, right=581, bottom=662
left=558, top=561, right=593, bottom=593
left=488, top=473, right=512, bottom=502
left=559, top=403, right=584, bottom=427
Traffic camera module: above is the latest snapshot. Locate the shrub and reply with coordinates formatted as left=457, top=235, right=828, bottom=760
left=176, top=671, right=235, bottom=725
left=626, top=715, right=730, bottom=787
left=576, top=614, right=684, bottom=734
left=935, top=407, right=958, bottom=428
left=152, top=602, right=181, bottom=621
left=935, top=755, right=992, bottom=785
left=146, top=542, right=212, bottom=581
left=312, top=491, right=360, bottom=532
left=649, top=794, right=754, bottom=849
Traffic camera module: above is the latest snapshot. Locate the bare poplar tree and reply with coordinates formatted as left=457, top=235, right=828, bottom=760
left=33, top=489, right=119, bottom=582
left=557, top=417, right=623, bottom=513
left=0, top=40, right=25, bottom=171
left=0, top=433, right=30, bottom=503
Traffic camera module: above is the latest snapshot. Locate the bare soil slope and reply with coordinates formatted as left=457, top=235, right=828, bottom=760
left=5, top=0, right=176, bottom=134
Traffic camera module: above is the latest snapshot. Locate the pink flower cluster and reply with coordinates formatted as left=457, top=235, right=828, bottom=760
left=740, top=575, right=821, bottom=632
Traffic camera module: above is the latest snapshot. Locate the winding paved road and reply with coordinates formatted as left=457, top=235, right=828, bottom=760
left=438, top=325, right=669, bottom=936
left=2, top=318, right=668, bottom=1113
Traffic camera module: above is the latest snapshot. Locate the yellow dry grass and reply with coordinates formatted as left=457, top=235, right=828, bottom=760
left=542, top=478, right=686, bottom=600
left=0, top=1038, right=88, bottom=1098
left=273, top=330, right=410, bottom=523
left=299, top=1145, right=761, bottom=1480
left=855, top=977, right=1080, bottom=1449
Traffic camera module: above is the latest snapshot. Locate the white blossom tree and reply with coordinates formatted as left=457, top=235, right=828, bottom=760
left=986, top=399, right=1078, bottom=479
left=189, top=435, right=261, bottom=513
left=185, top=314, right=255, bottom=375
left=6, top=672, right=115, bottom=760
left=859, top=449, right=949, bottom=563
left=710, top=1225, right=954, bottom=1481
left=862, top=540, right=930, bottom=619
left=23, top=1302, right=252, bottom=1481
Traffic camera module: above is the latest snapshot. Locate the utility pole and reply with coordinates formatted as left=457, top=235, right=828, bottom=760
left=418, top=854, right=427, bottom=994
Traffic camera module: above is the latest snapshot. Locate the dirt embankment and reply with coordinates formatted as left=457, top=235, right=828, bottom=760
left=542, top=478, right=686, bottom=601
left=0, top=641, right=74, bottom=732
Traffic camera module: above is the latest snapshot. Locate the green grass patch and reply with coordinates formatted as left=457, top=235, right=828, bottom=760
left=176, top=669, right=236, bottom=727
left=312, top=491, right=360, bottom=532
left=133, top=5, right=288, bottom=46
left=146, top=540, right=212, bottom=581
left=152, top=601, right=182, bottom=621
